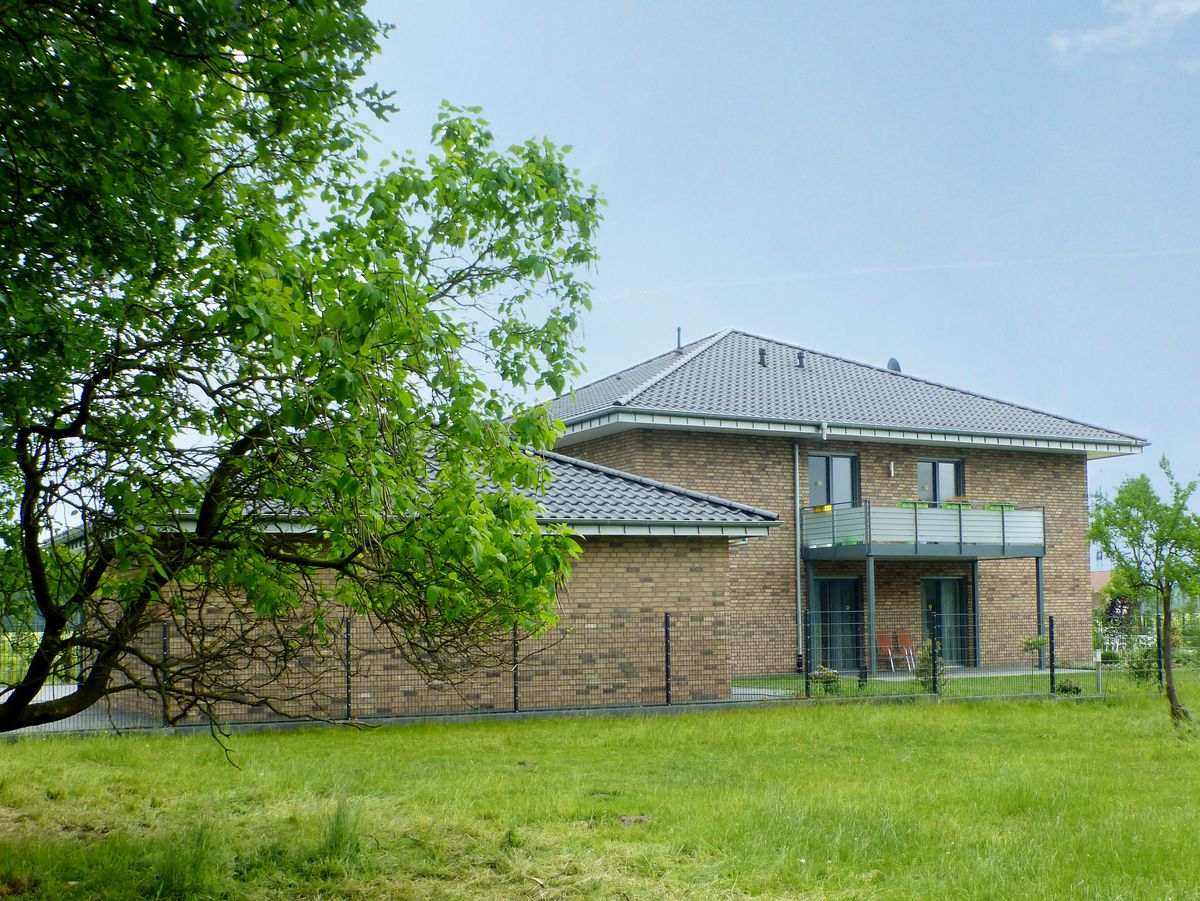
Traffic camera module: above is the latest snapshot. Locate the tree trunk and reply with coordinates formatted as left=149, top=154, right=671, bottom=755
left=1161, top=584, right=1191, bottom=723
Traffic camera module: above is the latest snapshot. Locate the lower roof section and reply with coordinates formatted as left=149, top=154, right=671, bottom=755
left=532, top=451, right=778, bottom=538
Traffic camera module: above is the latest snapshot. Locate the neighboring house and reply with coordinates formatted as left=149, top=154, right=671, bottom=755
left=548, top=329, right=1145, bottom=675
left=1090, top=570, right=1114, bottom=610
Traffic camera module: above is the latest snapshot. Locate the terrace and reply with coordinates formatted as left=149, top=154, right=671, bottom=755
left=801, top=501, right=1048, bottom=675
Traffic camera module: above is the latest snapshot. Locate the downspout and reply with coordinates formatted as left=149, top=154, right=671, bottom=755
left=820, top=420, right=829, bottom=442
left=793, top=441, right=804, bottom=674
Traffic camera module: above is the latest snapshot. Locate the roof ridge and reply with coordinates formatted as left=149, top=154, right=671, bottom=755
left=535, top=449, right=778, bottom=521
left=613, top=329, right=732, bottom=406
left=544, top=341, right=703, bottom=407
left=722, top=330, right=1146, bottom=445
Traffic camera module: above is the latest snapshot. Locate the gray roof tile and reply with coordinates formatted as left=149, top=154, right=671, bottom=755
left=533, top=450, right=777, bottom=525
left=548, top=330, right=1144, bottom=446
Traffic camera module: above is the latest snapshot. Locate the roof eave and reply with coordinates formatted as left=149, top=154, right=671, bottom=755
left=555, top=408, right=1146, bottom=458
left=539, top=519, right=778, bottom=538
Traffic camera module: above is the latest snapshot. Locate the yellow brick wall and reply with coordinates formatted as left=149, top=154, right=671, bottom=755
left=563, top=429, right=1094, bottom=670
left=565, top=430, right=800, bottom=676
left=347, top=535, right=733, bottom=714
left=117, top=535, right=735, bottom=723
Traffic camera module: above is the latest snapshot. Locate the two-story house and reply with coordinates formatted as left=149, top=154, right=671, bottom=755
left=548, top=329, right=1145, bottom=676
left=96, top=329, right=1144, bottom=730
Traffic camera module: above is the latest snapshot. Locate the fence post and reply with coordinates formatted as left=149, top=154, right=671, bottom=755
left=803, top=566, right=813, bottom=699
left=931, top=613, right=940, bottom=695
left=664, top=612, right=672, bottom=706
left=512, top=623, right=520, bottom=713
left=343, top=615, right=352, bottom=721
left=161, top=622, right=171, bottom=727
left=1156, top=612, right=1164, bottom=692
left=1048, top=615, right=1056, bottom=696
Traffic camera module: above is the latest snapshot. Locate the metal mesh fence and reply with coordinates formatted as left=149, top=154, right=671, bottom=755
left=4, top=607, right=1171, bottom=735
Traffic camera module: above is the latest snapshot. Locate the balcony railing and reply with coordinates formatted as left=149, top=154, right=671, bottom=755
left=801, top=501, right=1045, bottom=559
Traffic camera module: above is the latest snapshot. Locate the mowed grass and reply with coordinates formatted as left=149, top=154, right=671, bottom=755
left=1, top=693, right=1199, bottom=899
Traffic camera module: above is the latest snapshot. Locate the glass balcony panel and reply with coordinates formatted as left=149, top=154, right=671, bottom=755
left=803, top=504, right=1045, bottom=557
left=915, top=507, right=960, bottom=543
left=869, top=508, right=915, bottom=543
left=959, top=509, right=999, bottom=544
left=1005, top=510, right=1044, bottom=544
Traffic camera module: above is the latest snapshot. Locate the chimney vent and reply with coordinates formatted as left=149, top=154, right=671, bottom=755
left=887, top=357, right=902, bottom=373
left=676, top=327, right=682, bottom=351
left=758, top=347, right=767, bottom=367
left=797, top=350, right=805, bottom=368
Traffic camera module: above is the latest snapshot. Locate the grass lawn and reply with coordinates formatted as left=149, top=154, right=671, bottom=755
left=2, top=691, right=1199, bottom=899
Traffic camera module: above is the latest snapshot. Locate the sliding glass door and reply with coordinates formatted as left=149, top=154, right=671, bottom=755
left=811, top=578, right=863, bottom=671
left=922, top=578, right=971, bottom=666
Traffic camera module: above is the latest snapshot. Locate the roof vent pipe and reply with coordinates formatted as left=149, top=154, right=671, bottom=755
left=887, top=357, right=902, bottom=373
left=676, top=327, right=682, bottom=351
left=758, top=347, right=767, bottom=367
left=797, top=350, right=805, bottom=368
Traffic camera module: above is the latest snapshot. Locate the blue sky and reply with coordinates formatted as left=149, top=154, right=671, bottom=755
left=364, top=1, right=1200, bottom=505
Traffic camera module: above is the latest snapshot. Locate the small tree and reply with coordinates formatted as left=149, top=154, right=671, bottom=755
left=1089, top=459, right=1200, bottom=723
left=915, top=640, right=947, bottom=693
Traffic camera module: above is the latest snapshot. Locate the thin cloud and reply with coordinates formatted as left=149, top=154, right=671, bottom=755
left=1052, top=0, right=1200, bottom=58
left=606, top=246, right=1200, bottom=300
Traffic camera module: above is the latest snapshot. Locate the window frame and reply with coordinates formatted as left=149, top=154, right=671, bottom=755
left=917, top=457, right=965, bottom=505
left=808, top=452, right=860, bottom=509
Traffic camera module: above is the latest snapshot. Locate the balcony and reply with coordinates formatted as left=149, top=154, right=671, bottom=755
left=801, top=501, right=1045, bottom=560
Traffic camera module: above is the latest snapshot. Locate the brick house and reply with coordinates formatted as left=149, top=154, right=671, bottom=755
left=90, top=328, right=1145, bottom=728
left=547, top=329, right=1145, bottom=675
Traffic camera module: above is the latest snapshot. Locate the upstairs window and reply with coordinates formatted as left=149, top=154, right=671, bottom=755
left=809, top=453, right=858, bottom=508
left=918, top=459, right=964, bottom=504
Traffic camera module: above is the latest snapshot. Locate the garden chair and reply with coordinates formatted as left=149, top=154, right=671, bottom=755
left=896, top=631, right=917, bottom=672
left=876, top=630, right=899, bottom=672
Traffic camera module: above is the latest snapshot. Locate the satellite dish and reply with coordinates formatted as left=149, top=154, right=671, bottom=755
left=887, top=358, right=902, bottom=373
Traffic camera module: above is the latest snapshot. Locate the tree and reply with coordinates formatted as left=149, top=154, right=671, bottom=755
left=1089, top=459, right=1200, bottom=723
left=0, top=2, right=601, bottom=731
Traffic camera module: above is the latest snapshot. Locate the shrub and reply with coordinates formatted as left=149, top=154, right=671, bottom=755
left=1127, top=645, right=1159, bottom=684
left=1100, top=650, right=1120, bottom=665
left=915, top=640, right=947, bottom=693
left=1020, top=636, right=1048, bottom=664
left=810, top=665, right=840, bottom=696
left=1055, top=679, right=1082, bottom=695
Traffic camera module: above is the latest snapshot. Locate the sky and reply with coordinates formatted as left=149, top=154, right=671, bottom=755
left=362, top=1, right=1200, bottom=511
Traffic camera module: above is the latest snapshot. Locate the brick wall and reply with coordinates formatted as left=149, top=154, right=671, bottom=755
left=347, top=536, right=732, bottom=714
left=112, top=534, right=734, bottom=723
left=562, top=429, right=1094, bottom=669
left=565, top=431, right=800, bottom=676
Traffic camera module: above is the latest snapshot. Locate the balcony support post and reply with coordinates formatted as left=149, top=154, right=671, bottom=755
left=805, top=560, right=816, bottom=698
left=1035, top=556, right=1046, bottom=670
left=866, top=554, right=877, bottom=676
left=971, top=559, right=981, bottom=668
